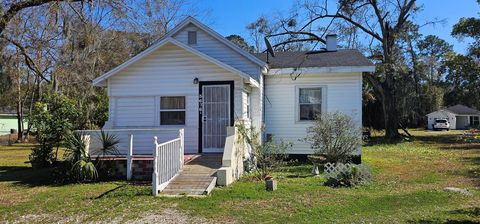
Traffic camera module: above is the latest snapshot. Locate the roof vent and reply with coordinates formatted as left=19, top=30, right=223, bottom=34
left=326, top=34, right=337, bottom=52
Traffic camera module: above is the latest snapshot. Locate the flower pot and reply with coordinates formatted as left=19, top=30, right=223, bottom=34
left=265, top=178, right=277, bottom=191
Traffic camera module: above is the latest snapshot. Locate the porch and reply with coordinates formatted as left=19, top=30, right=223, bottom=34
left=80, top=126, right=244, bottom=196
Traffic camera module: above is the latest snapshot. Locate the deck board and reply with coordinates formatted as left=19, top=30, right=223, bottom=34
left=161, top=154, right=222, bottom=196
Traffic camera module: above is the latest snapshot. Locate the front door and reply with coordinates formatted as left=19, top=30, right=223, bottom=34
left=200, top=82, right=233, bottom=153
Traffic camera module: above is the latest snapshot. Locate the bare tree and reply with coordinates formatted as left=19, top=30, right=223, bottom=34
left=267, top=0, right=417, bottom=139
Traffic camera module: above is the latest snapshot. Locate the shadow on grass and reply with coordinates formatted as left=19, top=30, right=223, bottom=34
left=0, top=166, right=60, bottom=187
left=408, top=207, right=480, bottom=224
left=93, top=183, right=151, bottom=199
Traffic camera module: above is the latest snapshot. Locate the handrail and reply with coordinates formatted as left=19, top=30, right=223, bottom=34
left=152, top=128, right=184, bottom=196
left=157, top=137, right=181, bottom=147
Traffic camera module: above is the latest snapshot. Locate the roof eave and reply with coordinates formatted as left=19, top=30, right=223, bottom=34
left=92, top=38, right=259, bottom=88
left=266, top=65, right=375, bottom=75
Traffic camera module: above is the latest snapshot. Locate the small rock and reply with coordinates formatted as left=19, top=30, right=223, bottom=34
left=443, top=187, right=473, bottom=196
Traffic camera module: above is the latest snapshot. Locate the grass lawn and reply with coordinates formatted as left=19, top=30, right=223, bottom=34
left=0, top=130, right=479, bottom=223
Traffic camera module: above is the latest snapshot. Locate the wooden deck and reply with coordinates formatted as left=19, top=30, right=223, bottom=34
left=161, top=154, right=222, bottom=196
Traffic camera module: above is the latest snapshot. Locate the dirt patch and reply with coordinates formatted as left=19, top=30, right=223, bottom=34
left=129, top=208, right=216, bottom=224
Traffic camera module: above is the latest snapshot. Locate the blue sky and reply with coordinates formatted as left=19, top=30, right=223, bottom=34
left=195, top=0, right=480, bottom=53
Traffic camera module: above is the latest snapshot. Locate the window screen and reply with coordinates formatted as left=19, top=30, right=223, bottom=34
left=299, top=88, right=322, bottom=120
left=160, top=96, right=185, bottom=125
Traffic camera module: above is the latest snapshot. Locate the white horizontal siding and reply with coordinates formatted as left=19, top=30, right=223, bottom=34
left=173, top=23, right=261, bottom=80
left=265, top=73, right=362, bottom=154
left=115, top=97, right=155, bottom=127
left=107, top=43, right=248, bottom=153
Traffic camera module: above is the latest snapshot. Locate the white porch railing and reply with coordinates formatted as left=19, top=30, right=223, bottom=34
left=78, top=128, right=181, bottom=181
left=79, top=128, right=180, bottom=156
left=152, top=129, right=184, bottom=196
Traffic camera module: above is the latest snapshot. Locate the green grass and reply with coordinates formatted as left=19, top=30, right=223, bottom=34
left=1, top=129, right=479, bottom=223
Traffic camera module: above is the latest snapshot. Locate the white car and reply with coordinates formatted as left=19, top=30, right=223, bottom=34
left=433, top=119, right=450, bottom=131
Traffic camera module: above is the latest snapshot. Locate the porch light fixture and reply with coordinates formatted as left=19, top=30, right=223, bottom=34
left=193, top=77, right=199, bottom=84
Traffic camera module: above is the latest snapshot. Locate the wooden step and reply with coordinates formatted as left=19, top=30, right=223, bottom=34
left=159, top=154, right=221, bottom=196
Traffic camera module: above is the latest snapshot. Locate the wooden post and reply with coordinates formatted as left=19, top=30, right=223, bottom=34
left=127, top=134, right=134, bottom=181
left=179, top=129, right=184, bottom=167
left=152, top=136, right=159, bottom=196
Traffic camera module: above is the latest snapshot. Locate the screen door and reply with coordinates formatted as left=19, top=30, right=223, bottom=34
left=202, top=84, right=231, bottom=153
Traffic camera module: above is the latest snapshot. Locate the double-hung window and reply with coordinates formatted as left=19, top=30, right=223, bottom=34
left=298, top=87, right=323, bottom=121
left=160, top=96, right=185, bottom=125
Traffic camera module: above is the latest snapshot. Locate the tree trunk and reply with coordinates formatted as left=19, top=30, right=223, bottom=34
left=16, top=96, right=23, bottom=142
left=382, top=37, right=400, bottom=139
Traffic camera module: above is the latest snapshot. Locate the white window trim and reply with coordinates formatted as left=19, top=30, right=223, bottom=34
left=295, top=85, right=327, bottom=123
left=158, top=96, right=186, bottom=126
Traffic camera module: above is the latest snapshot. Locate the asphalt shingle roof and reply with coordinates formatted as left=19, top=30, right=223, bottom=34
left=445, top=104, right=480, bottom=115
left=252, top=49, right=374, bottom=69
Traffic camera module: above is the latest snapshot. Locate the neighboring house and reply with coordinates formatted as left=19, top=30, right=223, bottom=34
left=86, top=17, right=374, bottom=194
left=91, top=16, right=374, bottom=157
left=0, top=108, right=20, bottom=135
left=426, top=104, right=480, bottom=130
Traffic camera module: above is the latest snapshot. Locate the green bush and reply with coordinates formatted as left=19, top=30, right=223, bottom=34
left=237, top=123, right=291, bottom=180
left=29, top=144, right=55, bottom=168
left=305, top=112, right=362, bottom=163
left=27, top=92, right=80, bottom=168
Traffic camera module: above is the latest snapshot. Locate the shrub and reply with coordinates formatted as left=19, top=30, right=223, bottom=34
left=324, top=163, right=372, bottom=187
left=29, top=144, right=55, bottom=168
left=460, top=129, right=480, bottom=143
left=64, top=132, right=98, bottom=182
left=237, top=123, right=291, bottom=180
left=304, top=112, right=362, bottom=163
left=28, top=92, right=79, bottom=167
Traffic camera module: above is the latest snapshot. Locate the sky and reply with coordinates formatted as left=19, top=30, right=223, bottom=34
left=194, top=0, right=480, bottom=54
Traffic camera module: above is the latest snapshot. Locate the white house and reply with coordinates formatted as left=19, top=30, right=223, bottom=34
left=426, top=104, right=480, bottom=130
left=92, top=16, right=374, bottom=157
left=88, top=16, right=374, bottom=194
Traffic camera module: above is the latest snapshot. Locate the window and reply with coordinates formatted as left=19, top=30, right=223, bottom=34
left=188, top=31, right=197, bottom=45
left=298, top=87, right=323, bottom=121
left=160, top=96, right=185, bottom=125
left=473, top=116, right=480, bottom=126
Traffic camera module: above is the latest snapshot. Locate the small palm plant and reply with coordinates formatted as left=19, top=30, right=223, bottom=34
left=64, top=132, right=98, bottom=182
left=96, top=130, right=120, bottom=157
left=93, top=130, right=120, bottom=179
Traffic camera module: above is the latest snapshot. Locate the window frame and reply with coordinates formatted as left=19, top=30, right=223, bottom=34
left=187, top=31, right=197, bottom=45
left=159, top=96, right=186, bottom=126
left=473, top=116, right=480, bottom=126
left=295, top=85, right=327, bottom=122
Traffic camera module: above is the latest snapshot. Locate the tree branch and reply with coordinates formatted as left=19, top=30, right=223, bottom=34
left=2, top=35, right=50, bottom=82
left=1, top=0, right=85, bottom=35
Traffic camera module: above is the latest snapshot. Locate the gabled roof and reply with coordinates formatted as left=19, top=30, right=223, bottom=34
left=253, top=49, right=374, bottom=69
left=169, top=17, right=266, bottom=67
left=92, top=16, right=264, bottom=87
left=92, top=37, right=259, bottom=87
left=426, top=109, right=455, bottom=117
left=445, top=104, right=480, bottom=115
